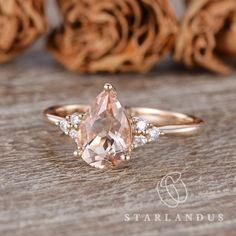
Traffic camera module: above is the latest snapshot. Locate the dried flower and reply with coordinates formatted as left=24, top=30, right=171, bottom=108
left=0, top=0, right=46, bottom=63
left=47, top=0, right=177, bottom=73
left=174, top=0, right=236, bottom=74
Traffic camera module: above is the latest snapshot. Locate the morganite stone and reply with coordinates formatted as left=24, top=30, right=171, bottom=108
left=77, top=89, right=132, bottom=169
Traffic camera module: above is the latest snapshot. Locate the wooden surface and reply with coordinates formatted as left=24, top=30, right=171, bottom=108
left=0, top=4, right=236, bottom=235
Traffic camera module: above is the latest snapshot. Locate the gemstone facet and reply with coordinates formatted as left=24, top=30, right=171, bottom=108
left=59, top=119, right=69, bottom=133
left=148, top=127, right=160, bottom=141
left=69, top=129, right=79, bottom=139
left=135, top=118, right=148, bottom=131
left=70, top=113, right=81, bottom=126
left=77, top=88, right=132, bottom=169
left=133, top=135, right=147, bottom=148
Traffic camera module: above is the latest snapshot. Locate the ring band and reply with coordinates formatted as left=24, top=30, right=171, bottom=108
left=44, top=83, right=204, bottom=170
left=44, top=105, right=203, bottom=137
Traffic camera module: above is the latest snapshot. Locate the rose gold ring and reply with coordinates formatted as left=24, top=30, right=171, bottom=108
left=44, top=83, right=204, bottom=170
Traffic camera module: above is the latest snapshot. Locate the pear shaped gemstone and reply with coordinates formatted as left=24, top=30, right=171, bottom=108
left=77, top=89, right=132, bottom=169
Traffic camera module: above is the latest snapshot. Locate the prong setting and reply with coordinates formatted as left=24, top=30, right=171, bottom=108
left=73, top=149, right=82, bottom=157
left=104, top=83, right=113, bottom=91
left=121, top=154, right=131, bottom=161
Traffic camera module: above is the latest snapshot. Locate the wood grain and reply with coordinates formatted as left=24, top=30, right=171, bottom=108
left=0, top=2, right=236, bottom=236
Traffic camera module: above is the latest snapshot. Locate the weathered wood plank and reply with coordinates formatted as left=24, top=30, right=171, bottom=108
left=0, top=2, right=236, bottom=236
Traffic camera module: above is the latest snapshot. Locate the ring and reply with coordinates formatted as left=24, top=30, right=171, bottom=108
left=44, top=83, right=204, bottom=170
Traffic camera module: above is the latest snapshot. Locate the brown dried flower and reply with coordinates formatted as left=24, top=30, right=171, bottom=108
left=0, top=0, right=46, bottom=63
left=47, top=0, right=177, bottom=73
left=216, top=8, right=236, bottom=57
left=174, top=0, right=236, bottom=74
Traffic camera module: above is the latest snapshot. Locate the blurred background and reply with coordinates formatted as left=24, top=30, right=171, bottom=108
left=0, top=1, right=236, bottom=236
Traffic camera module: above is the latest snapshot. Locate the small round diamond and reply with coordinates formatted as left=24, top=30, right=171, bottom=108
left=133, top=135, right=147, bottom=147
left=135, top=118, right=147, bottom=131
left=148, top=127, right=160, bottom=141
left=69, top=129, right=79, bottom=139
left=70, top=113, right=81, bottom=126
left=59, top=119, right=69, bottom=133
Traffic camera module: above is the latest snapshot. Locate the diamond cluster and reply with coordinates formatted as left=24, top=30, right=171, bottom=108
left=132, top=117, right=160, bottom=148
left=59, top=113, right=81, bottom=139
